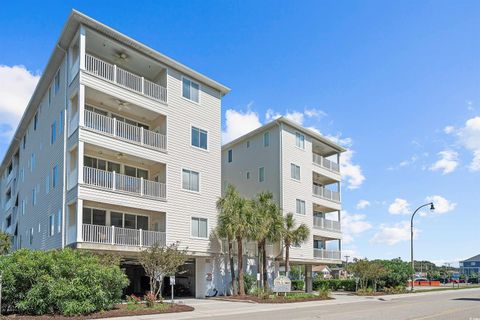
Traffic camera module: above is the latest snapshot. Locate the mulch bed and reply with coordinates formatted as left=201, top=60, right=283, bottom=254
left=1, top=303, right=194, bottom=319
left=212, top=295, right=333, bottom=304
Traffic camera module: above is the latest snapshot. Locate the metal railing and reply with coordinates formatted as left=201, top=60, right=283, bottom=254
left=84, top=54, right=167, bottom=103
left=312, top=154, right=340, bottom=172
left=84, top=110, right=167, bottom=151
left=313, top=217, right=341, bottom=232
left=313, top=249, right=341, bottom=260
left=82, top=224, right=166, bottom=247
left=83, top=166, right=166, bottom=200
left=312, top=185, right=341, bottom=202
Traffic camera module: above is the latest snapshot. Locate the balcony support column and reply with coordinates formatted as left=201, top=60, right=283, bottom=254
left=305, top=265, right=313, bottom=293
left=78, top=84, right=85, bottom=127
left=78, top=141, right=84, bottom=184
left=75, top=199, right=83, bottom=243
left=79, top=25, right=86, bottom=70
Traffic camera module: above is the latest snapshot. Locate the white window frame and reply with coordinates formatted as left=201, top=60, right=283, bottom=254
left=291, top=163, right=301, bottom=181
left=295, top=132, right=305, bottom=149
left=296, top=199, right=306, bottom=215
left=51, top=121, right=57, bottom=145
left=181, top=76, right=200, bottom=104
left=190, top=216, right=208, bottom=239
left=264, top=131, right=270, bottom=147
left=54, top=70, right=60, bottom=94
left=191, top=126, right=208, bottom=151
left=49, top=215, right=55, bottom=236
left=182, top=169, right=200, bottom=193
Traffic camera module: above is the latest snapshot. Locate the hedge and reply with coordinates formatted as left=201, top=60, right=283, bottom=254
left=313, top=279, right=356, bottom=292
left=291, top=280, right=304, bottom=290
left=0, top=248, right=129, bottom=316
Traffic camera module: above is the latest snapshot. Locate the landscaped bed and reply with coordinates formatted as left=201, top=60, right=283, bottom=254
left=212, top=292, right=333, bottom=303
left=1, top=303, right=194, bottom=319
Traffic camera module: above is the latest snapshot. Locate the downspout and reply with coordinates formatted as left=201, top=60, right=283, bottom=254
left=276, top=121, right=285, bottom=262
left=57, top=43, right=68, bottom=249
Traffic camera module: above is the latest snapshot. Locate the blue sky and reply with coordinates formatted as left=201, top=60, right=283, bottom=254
left=1, top=1, right=479, bottom=266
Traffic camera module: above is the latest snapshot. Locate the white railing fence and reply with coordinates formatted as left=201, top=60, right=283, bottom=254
left=83, top=110, right=167, bottom=151
left=84, top=54, right=167, bottom=103
left=82, top=224, right=166, bottom=247
left=312, top=185, right=341, bottom=202
left=314, top=249, right=341, bottom=260
left=313, top=217, right=341, bottom=232
left=83, top=166, right=166, bottom=200
left=312, top=154, right=340, bottom=173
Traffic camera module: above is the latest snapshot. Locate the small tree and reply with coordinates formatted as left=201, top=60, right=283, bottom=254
left=139, top=242, right=187, bottom=300
left=282, top=213, right=309, bottom=277
left=0, top=231, right=11, bottom=255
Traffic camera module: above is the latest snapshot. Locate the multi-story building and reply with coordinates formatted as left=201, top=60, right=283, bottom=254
left=0, top=10, right=230, bottom=298
left=221, top=117, right=345, bottom=291
left=460, top=254, right=480, bottom=277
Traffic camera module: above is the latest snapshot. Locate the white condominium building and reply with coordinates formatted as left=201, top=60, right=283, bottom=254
left=222, top=117, right=345, bottom=291
left=0, top=10, right=230, bottom=298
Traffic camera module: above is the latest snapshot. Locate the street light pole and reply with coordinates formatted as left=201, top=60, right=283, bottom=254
left=411, top=202, right=435, bottom=291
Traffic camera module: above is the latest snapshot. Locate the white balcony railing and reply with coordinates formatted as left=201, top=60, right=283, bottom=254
left=83, top=166, right=166, bottom=200
left=312, top=154, right=340, bottom=173
left=84, top=110, right=167, bottom=151
left=313, top=217, right=341, bottom=232
left=314, top=249, right=341, bottom=260
left=312, top=185, right=341, bottom=203
left=82, top=224, right=166, bottom=247
left=84, top=54, right=167, bottom=103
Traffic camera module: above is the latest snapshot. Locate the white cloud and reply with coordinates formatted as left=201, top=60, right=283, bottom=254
left=222, top=108, right=262, bottom=143
left=265, top=107, right=326, bottom=125
left=284, top=111, right=304, bottom=125
left=429, top=150, right=459, bottom=174
left=425, top=195, right=456, bottom=215
left=265, top=108, right=282, bottom=122
left=0, top=65, right=40, bottom=137
left=388, top=198, right=411, bottom=215
left=370, top=221, right=418, bottom=245
left=356, top=200, right=371, bottom=210
left=444, top=126, right=455, bottom=134
left=457, top=116, right=480, bottom=171
left=341, top=211, right=372, bottom=244
left=339, top=149, right=365, bottom=190
left=387, top=155, right=418, bottom=171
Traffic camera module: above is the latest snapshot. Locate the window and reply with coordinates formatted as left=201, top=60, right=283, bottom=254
left=59, top=111, right=64, bottom=133
left=291, top=163, right=301, bottom=180
left=34, top=113, right=38, bottom=131
left=295, top=132, right=305, bottom=149
left=57, top=210, right=62, bottom=233
left=32, top=187, right=37, bottom=206
left=259, top=167, right=265, bottom=182
left=246, top=171, right=250, bottom=180
left=45, top=175, right=50, bottom=194
left=124, top=165, right=148, bottom=179
left=29, top=228, right=34, bottom=245
left=182, top=169, right=200, bottom=192
left=52, top=165, right=58, bottom=188
left=54, top=71, right=60, bottom=94
left=246, top=141, right=250, bottom=148
left=48, top=87, right=51, bottom=107
left=49, top=215, right=55, bottom=236
left=23, top=135, right=26, bottom=149
left=51, top=121, right=57, bottom=144
left=191, top=217, right=207, bottom=238
left=22, top=199, right=26, bottom=215
left=82, top=208, right=106, bottom=226
left=264, top=132, right=270, bottom=147
left=228, top=149, right=233, bottom=163
left=191, top=126, right=208, bottom=150
left=110, top=212, right=149, bottom=230
left=296, top=199, right=306, bottom=215
left=30, top=153, right=36, bottom=171
left=182, top=78, right=199, bottom=103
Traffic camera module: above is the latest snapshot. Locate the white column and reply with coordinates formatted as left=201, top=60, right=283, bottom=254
left=195, top=258, right=206, bottom=299
left=78, top=141, right=84, bottom=184
left=305, top=265, right=313, bottom=293
left=79, top=25, right=86, bottom=70
left=78, top=84, right=85, bottom=127
left=76, top=199, right=83, bottom=242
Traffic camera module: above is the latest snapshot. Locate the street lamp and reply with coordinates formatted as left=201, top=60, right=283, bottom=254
left=411, top=202, right=435, bottom=291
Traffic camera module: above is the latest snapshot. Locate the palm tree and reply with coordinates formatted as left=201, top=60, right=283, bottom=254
left=282, top=213, right=310, bottom=278
left=251, top=191, right=283, bottom=290
left=216, top=184, right=252, bottom=296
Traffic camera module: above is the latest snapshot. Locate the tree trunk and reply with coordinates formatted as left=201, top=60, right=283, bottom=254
left=257, top=241, right=263, bottom=289
left=262, top=241, right=268, bottom=290
left=237, top=236, right=245, bottom=295
left=228, top=237, right=236, bottom=295
left=285, top=243, right=290, bottom=278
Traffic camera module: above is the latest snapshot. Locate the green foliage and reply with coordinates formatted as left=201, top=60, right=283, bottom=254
left=318, top=286, right=331, bottom=299
left=291, top=280, right=305, bottom=290
left=312, top=279, right=356, bottom=291
left=0, top=231, right=11, bottom=255
left=282, top=213, right=310, bottom=276
left=243, top=273, right=257, bottom=294
left=373, top=258, right=412, bottom=288
left=0, top=248, right=129, bottom=316
left=289, top=265, right=304, bottom=280
left=144, top=292, right=156, bottom=308
left=383, top=286, right=407, bottom=294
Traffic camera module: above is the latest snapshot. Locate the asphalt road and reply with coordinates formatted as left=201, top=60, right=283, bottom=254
left=196, top=289, right=480, bottom=320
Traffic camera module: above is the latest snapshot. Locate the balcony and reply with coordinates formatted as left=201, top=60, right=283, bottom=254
left=83, top=166, right=166, bottom=200
left=313, top=217, right=341, bottom=232
left=313, top=154, right=339, bottom=173
left=84, top=54, right=167, bottom=103
left=82, top=224, right=166, bottom=247
left=312, top=185, right=340, bottom=203
left=84, top=109, right=167, bottom=152
left=313, top=249, right=341, bottom=261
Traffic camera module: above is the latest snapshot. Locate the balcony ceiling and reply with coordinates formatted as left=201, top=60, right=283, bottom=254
left=84, top=143, right=163, bottom=169
left=86, top=28, right=165, bottom=81
left=313, top=203, right=338, bottom=214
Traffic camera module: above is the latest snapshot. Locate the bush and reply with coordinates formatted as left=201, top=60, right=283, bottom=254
left=243, top=273, right=257, bottom=294
left=313, top=279, right=356, bottom=292
left=291, top=280, right=304, bottom=290
left=144, top=292, right=156, bottom=308
left=318, top=286, right=330, bottom=299
left=0, top=248, right=129, bottom=316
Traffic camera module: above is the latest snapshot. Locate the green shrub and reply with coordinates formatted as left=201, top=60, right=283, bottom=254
left=291, top=280, right=304, bottom=290
left=318, top=286, right=330, bottom=299
left=313, top=279, right=356, bottom=292
left=243, top=273, right=257, bottom=294
left=0, top=248, right=129, bottom=316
